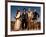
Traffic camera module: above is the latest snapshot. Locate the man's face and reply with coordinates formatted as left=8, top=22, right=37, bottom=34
left=28, top=9, right=30, bottom=13
left=24, top=12, right=26, bottom=14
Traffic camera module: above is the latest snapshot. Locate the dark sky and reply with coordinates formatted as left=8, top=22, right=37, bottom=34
left=11, top=6, right=41, bottom=21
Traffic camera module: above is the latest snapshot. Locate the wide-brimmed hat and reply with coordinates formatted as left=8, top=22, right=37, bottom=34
left=28, top=8, right=31, bottom=11
left=17, top=8, right=20, bottom=12
left=23, top=8, right=26, bottom=12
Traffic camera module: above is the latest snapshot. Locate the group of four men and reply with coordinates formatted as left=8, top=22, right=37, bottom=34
left=14, top=8, right=39, bottom=31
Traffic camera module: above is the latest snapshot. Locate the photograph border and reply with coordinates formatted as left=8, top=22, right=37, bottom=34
left=5, top=1, right=45, bottom=36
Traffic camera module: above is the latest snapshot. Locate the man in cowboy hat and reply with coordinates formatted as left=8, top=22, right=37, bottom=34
left=27, top=8, right=33, bottom=30
left=21, top=8, right=28, bottom=30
